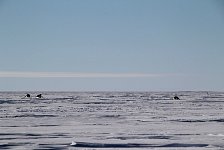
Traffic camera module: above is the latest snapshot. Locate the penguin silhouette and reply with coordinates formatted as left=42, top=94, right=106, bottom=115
left=173, top=96, right=180, bottom=100
left=36, top=94, right=42, bottom=99
left=26, top=94, right=31, bottom=98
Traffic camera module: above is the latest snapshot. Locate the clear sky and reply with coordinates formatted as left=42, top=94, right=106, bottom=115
left=0, top=0, right=224, bottom=91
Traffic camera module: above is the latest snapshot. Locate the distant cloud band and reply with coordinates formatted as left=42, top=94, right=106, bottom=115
left=0, top=71, right=175, bottom=78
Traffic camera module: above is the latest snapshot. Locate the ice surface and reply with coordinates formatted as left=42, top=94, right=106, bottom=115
left=0, top=91, right=224, bottom=149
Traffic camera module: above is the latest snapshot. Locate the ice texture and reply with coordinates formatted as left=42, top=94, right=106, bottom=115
left=0, top=91, right=224, bottom=149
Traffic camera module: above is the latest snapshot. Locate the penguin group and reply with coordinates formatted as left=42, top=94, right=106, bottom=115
left=23, top=94, right=43, bottom=99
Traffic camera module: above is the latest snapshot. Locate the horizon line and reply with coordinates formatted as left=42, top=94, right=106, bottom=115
left=0, top=71, right=180, bottom=78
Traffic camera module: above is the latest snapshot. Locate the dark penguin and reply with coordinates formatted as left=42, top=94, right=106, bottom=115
left=173, top=96, right=180, bottom=100
left=26, top=94, right=31, bottom=98
left=36, top=94, right=42, bottom=99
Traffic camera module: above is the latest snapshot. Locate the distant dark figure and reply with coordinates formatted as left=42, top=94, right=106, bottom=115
left=22, top=93, right=31, bottom=99
left=206, top=92, right=210, bottom=96
left=26, top=94, right=31, bottom=98
left=173, top=96, right=180, bottom=100
left=36, top=94, right=42, bottom=99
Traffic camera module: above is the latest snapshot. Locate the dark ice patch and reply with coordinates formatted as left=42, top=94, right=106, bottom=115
left=0, top=100, right=26, bottom=104
left=1, top=114, right=57, bottom=118
left=0, top=132, right=69, bottom=140
left=71, top=142, right=209, bottom=148
left=33, top=124, right=59, bottom=127
left=37, top=143, right=70, bottom=150
left=173, top=118, right=224, bottom=123
left=100, top=114, right=122, bottom=118
left=0, top=142, right=33, bottom=149
left=71, top=142, right=153, bottom=148
left=107, top=135, right=172, bottom=140
left=210, top=119, right=224, bottom=122
left=173, top=119, right=207, bottom=122
left=77, top=101, right=125, bottom=105
left=160, top=143, right=209, bottom=147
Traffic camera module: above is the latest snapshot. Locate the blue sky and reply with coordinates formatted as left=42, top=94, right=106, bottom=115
left=0, top=0, right=224, bottom=91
